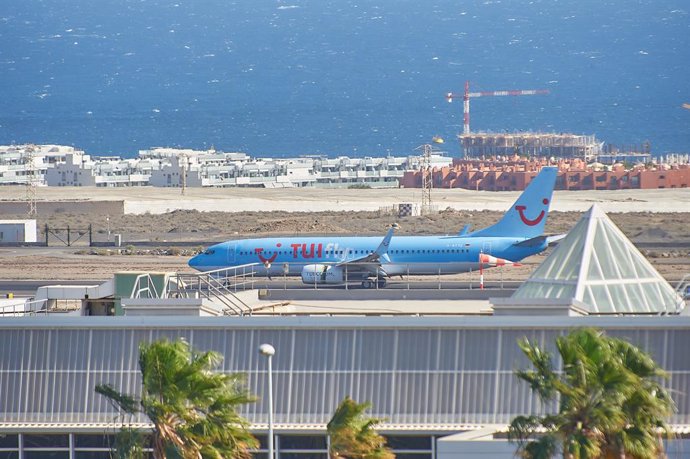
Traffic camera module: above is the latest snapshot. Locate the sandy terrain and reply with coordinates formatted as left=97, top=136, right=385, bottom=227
left=2, top=185, right=690, bottom=213
left=0, top=186, right=688, bottom=283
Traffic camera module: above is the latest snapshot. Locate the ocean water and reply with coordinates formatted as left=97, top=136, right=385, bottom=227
left=1, top=0, right=688, bottom=157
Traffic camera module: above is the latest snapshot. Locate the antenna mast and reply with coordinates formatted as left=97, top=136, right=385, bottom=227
left=25, top=145, right=37, bottom=217
left=180, top=154, right=187, bottom=195
left=421, top=143, right=433, bottom=213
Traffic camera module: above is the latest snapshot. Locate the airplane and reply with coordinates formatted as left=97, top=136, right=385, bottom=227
left=188, top=167, right=559, bottom=288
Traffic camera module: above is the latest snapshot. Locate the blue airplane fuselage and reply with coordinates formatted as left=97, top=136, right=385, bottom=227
left=188, top=234, right=545, bottom=276
left=188, top=167, right=559, bottom=284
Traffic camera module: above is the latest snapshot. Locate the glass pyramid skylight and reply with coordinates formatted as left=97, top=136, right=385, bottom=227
left=513, top=204, right=683, bottom=314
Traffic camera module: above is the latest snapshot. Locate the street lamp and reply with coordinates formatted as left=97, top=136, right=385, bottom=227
left=258, top=343, right=275, bottom=459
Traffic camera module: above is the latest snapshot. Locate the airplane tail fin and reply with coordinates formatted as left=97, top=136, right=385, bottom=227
left=469, top=167, right=558, bottom=238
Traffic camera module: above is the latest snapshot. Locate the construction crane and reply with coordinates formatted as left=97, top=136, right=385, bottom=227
left=446, top=81, right=549, bottom=135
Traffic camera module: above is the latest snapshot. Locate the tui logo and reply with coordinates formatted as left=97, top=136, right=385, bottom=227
left=516, top=198, right=549, bottom=226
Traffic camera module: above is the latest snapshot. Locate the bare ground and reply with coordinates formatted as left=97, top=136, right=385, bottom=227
left=1, top=209, right=689, bottom=282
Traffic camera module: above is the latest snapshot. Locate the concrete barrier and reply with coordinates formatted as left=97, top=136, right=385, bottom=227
left=0, top=200, right=125, bottom=216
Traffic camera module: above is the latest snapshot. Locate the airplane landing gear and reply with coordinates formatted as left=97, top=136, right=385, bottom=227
left=361, top=278, right=387, bottom=289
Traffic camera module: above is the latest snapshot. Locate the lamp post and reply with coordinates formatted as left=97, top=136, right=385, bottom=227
left=259, top=343, right=275, bottom=459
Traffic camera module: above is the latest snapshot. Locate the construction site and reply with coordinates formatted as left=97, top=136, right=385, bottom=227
left=446, top=81, right=600, bottom=159
left=459, top=132, right=603, bottom=159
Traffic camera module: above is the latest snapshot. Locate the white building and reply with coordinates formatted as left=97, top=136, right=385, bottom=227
left=3, top=144, right=454, bottom=188
left=0, top=144, right=80, bottom=185
left=45, top=152, right=152, bottom=187
left=0, top=219, right=37, bottom=243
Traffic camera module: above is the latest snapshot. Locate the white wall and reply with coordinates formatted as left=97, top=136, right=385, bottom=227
left=0, top=220, right=36, bottom=243
left=437, top=439, right=515, bottom=459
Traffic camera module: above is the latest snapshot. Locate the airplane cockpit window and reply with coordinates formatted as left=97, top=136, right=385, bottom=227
left=203, top=249, right=215, bottom=255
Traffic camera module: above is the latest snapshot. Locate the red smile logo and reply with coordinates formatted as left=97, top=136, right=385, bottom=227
left=255, top=245, right=279, bottom=265
left=516, top=198, right=549, bottom=226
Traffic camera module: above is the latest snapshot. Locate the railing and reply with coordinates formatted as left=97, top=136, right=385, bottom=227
left=0, top=298, right=49, bottom=317
left=168, top=264, right=260, bottom=316
left=182, top=261, right=522, bottom=292
left=130, top=274, right=161, bottom=299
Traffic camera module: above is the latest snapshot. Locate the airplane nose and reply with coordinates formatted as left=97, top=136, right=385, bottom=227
left=188, top=254, right=200, bottom=269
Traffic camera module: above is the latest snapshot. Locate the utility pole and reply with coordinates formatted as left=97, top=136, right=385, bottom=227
left=180, top=154, right=187, bottom=195
left=25, top=145, right=38, bottom=217
left=421, top=143, right=433, bottom=214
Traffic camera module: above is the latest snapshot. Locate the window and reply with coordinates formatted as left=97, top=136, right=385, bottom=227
left=25, top=453, right=69, bottom=459
left=73, top=435, right=114, bottom=449
left=0, top=435, right=18, bottom=448
left=23, top=435, right=69, bottom=448
left=280, top=436, right=327, bottom=450
left=385, top=436, right=431, bottom=450
left=74, top=453, right=111, bottom=459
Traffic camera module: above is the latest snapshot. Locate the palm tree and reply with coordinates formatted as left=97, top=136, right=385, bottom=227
left=96, top=338, right=258, bottom=459
left=327, top=396, right=394, bottom=459
left=509, top=328, right=674, bottom=459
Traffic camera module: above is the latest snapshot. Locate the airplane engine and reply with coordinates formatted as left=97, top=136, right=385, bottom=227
left=301, top=264, right=345, bottom=285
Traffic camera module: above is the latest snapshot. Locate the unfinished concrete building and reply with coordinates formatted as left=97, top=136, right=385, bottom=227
left=461, top=132, right=603, bottom=159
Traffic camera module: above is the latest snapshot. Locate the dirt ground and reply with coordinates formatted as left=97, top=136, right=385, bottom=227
left=9, top=208, right=690, bottom=243
left=1, top=209, right=689, bottom=282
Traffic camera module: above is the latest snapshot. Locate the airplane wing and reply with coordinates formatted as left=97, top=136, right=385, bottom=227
left=458, top=224, right=472, bottom=236
left=335, top=225, right=395, bottom=273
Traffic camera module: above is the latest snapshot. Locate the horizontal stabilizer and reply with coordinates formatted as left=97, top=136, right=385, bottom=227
left=512, top=235, right=548, bottom=248
left=546, top=233, right=567, bottom=246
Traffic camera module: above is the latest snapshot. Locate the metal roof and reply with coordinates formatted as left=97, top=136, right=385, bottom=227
left=2, top=315, right=690, bottom=431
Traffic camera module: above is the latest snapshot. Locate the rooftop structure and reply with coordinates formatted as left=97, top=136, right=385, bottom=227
left=494, top=205, right=684, bottom=315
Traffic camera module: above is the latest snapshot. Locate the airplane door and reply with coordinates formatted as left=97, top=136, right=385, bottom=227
left=482, top=242, right=492, bottom=255
left=227, top=244, right=236, bottom=263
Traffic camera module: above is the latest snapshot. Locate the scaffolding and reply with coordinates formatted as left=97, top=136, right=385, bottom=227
left=461, top=132, right=603, bottom=160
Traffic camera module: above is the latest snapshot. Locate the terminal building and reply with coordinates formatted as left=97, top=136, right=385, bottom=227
left=1, top=207, right=689, bottom=458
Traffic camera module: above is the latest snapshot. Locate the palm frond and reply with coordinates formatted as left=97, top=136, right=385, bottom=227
left=95, top=383, right=139, bottom=415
